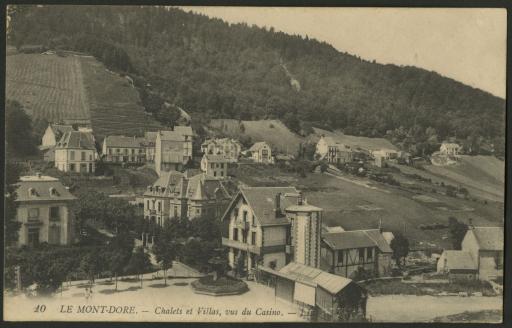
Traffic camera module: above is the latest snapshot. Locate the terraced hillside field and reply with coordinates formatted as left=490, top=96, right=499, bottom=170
left=208, top=119, right=304, bottom=154
left=6, top=53, right=91, bottom=124
left=80, top=57, right=163, bottom=140
left=6, top=52, right=162, bottom=142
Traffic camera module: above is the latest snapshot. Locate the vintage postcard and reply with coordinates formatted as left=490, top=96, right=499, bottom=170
left=3, top=5, right=506, bottom=323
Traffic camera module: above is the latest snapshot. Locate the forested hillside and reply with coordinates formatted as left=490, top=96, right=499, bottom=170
left=7, top=5, right=506, bottom=155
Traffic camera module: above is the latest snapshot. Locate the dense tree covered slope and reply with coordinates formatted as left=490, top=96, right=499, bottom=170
left=8, top=5, right=505, bottom=154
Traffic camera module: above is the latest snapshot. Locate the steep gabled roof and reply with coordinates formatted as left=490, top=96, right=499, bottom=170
left=50, top=124, right=74, bottom=138
left=143, top=170, right=183, bottom=197
left=249, top=142, right=270, bottom=152
left=239, top=187, right=299, bottom=226
left=471, top=227, right=504, bottom=251
left=56, top=131, right=95, bottom=150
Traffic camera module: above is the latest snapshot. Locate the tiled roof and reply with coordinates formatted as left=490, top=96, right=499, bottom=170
left=203, top=154, right=229, bottom=162
left=143, top=170, right=183, bottom=197
left=322, top=229, right=392, bottom=253
left=239, top=187, right=300, bottom=226
left=279, top=262, right=353, bottom=295
left=471, top=227, right=504, bottom=251
left=442, top=250, right=477, bottom=271
left=50, top=124, right=74, bottom=137
left=15, top=176, right=76, bottom=202
left=104, top=135, right=146, bottom=148
left=249, top=142, right=270, bottom=152
left=56, top=131, right=95, bottom=150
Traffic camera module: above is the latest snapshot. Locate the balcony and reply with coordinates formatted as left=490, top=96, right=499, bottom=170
left=222, top=237, right=261, bottom=255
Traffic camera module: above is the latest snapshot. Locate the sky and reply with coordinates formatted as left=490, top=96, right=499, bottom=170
left=180, top=7, right=506, bottom=99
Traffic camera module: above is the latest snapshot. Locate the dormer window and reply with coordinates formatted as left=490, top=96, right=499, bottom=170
left=28, top=188, right=37, bottom=197
left=49, top=187, right=58, bottom=196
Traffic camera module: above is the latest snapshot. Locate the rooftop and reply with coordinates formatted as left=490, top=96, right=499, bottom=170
left=442, top=250, right=477, bottom=271
left=15, top=176, right=76, bottom=202
left=470, top=227, right=504, bottom=251
left=322, top=229, right=393, bottom=253
left=56, top=131, right=95, bottom=150
left=249, top=141, right=270, bottom=152
left=104, top=135, right=146, bottom=148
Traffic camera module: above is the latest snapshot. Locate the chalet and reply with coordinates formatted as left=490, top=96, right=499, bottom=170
left=154, top=126, right=193, bottom=176
left=440, top=142, right=462, bottom=156
left=372, top=148, right=398, bottom=160
left=54, top=131, right=97, bottom=173
left=102, top=135, right=146, bottom=163
left=201, top=138, right=241, bottom=162
left=258, top=262, right=367, bottom=322
left=41, top=123, right=74, bottom=148
left=200, top=154, right=229, bottom=179
left=249, top=142, right=273, bottom=163
left=14, top=174, right=76, bottom=246
left=143, top=170, right=231, bottom=225
left=221, top=187, right=322, bottom=273
left=320, top=229, right=393, bottom=278
left=438, top=226, right=503, bottom=281
left=315, top=136, right=353, bottom=164
left=436, top=250, right=477, bottom=280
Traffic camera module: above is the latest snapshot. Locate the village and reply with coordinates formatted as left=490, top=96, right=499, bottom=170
left=4, top=118, right=504, bottom=323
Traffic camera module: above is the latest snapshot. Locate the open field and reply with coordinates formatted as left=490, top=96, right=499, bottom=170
left=310, top=127, right=398, bottom=151
left=208, top=119, right=303, bottom=154
left=232, top=165, right=503, bottom=249
left=424, top=155, right=504, bottom=201
left=80, top=56, right=163, bottom=140
left=6, top=53, right=163, bottom=142
left=6, top=53, right=91, bottom=124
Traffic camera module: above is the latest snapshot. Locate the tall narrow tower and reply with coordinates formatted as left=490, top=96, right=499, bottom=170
left=285, top=194, right=323, bottom=268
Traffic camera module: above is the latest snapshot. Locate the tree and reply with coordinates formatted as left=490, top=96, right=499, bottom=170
left=125, top=246, right=152, bottom=288
left=390, top=231, right=409, bottom=267
left=79, top=249, right=105, bottom=284
left=4, top=161, right=22, bottom=246
left=107, top=233, right=134, bottom=291
left=448, top=217, right=468, bottom=250
left=5, top=100, right=38, bottom=157
left=152, top=237, right=176, bottom=286
left=190, top=215, right=221, bottom=242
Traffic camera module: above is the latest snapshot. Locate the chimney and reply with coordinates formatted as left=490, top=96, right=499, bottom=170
left=297, top=192, right=304, bottom=205
left=275, top=192, right=282, bottom=217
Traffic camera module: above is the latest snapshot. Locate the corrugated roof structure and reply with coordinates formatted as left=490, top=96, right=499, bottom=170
left=280, top=262, right=353, bottom=295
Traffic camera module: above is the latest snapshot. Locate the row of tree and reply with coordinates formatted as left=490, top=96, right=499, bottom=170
left=7, top=5, right=506, bottom=156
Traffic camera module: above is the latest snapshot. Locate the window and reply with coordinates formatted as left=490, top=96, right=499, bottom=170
left=109, top=148, right=112, bottom=155
left=49, top=225, right=60, bottom=244
left=214, top=171, right=217, bottom=177
left=251, top=232, right=256, bottom=245
left=359, top=249, right=365, bottom=262
left=124, top=149, right=128, bottom=155
left=211, top=163, right=214, bottom=169
left=174, top=206, right=178, bottom=218
left=157, top=202, right=161, bottom=212
left=69, top=164, right=76, bottom=171
left=367, top=248, right=373, bottom=261
left=243, top=210, right=248, bottom=222
left=50, top=207, right=60, bottom=221
left=131, top=149, right=135, bottom=154
left=70, top=151, right=75, bottom=160
left=146, top=200, right=150, bottom=209
left=233, top=228, right=238, bottom=241
left=337, top=250, right=344, bottom=265
left=28, top=228, right=40, bottom=247
left=89, top=154, right=93, bottom=161
left=196, top=208, right=201, bottom=215
left=81, top=152, right=86, bottom=160
left=116, top=148, right=120, bottom=153
left=28, top=208, right=39, bottom=219
left=221, top=171, right=224, bottom=177
left=242, top=230, right=247, bottom=243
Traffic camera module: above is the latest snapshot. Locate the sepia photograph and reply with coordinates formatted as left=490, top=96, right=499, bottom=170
left=3, top=4, right=507, bottom=323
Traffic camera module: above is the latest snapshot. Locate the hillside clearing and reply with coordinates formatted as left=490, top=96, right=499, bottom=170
left=310, top=127, right=398, bottom=151
left=208, top=119, right=303, bottom=154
